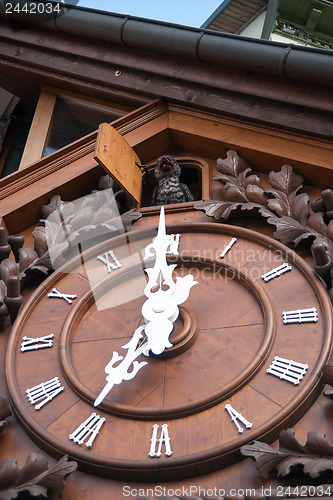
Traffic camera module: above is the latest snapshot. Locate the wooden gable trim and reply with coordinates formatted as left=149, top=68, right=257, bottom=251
left=168, top=104, right=333, bottom=188
left=0, top=98, right=332, bottom=232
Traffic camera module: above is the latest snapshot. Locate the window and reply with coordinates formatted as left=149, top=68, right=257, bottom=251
left=43, top=97, right=124, bottom=157
left=19, top=87, right=133, bottom=169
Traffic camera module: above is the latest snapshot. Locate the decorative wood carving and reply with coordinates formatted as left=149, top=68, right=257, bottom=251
left=7, top=235, right=25, bottom=263
left=0, top=396, right=76, bottom=499
left=4, top=275, right=22, bottom=324
left=0, top=454, right=77, bottom=499
left=31, top=175, right=141, bottom=274
left=241, top=428, right=333, bottom=482
left=0, top=396, right=11, bottom=434
left=195, top=150, right=333, bottom=302
left=0, top=175, right=141, bottom=329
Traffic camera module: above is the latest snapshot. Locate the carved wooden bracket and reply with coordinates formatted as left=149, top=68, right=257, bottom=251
left=195, top=150, right=333, bottom=303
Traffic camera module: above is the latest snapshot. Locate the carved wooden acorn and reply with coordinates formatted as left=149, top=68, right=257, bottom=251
left=0, top=227, right=11, bottom=264
left=152, top=156, right=194, bottom=206
left=0, top=258, right=19, bottom=285
left=7, top=234, right=25, bottom=262
left=311, top=188, right=333, bottom=221
left=4, top=275, right=23, bottom=324
left=311, top=241, right=332, bottom=288
left=0, top=302, right=8, bottom=332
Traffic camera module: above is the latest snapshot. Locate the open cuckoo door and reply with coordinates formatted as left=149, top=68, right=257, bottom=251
left=94, top=123, right=143, bottom=205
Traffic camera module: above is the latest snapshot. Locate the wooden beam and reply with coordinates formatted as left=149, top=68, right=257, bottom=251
left=19, top=88, right=56, bottom=169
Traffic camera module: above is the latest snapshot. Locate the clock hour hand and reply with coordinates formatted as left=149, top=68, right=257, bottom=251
left=94, top=325, right=148, bottom=407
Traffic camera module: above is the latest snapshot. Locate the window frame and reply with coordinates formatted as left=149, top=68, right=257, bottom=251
left=19, top=86, right=134, bottom=170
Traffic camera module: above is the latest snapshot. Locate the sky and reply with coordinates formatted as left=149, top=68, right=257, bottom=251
left=77, top=0, right=223, bottom=28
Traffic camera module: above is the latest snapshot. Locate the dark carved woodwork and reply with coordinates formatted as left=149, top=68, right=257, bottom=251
left=7, top=234, right=25, bottom=263
left=241, top=428, right=333, bottom=483
left=195, top=150, right=333, bottom=303
left=0, top=175, right=141, bottom=329
left=0, top=454, right=77, bottom=499
left=0, top=396, right=11, bottom=434
left=0, top=396, right=77, bottom=498
left=312, top=241, right=332, bottom=289
left=4, top=275, right=22, bottom=324
left=0, top=226, right=11, bottom=263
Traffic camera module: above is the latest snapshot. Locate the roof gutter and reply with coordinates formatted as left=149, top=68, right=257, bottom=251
left=0, top=0, right=332, bottom=87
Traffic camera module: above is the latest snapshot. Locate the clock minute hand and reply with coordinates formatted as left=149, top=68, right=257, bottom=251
left=94, top=206, right=197, bottom=406
left=94, top=325, right=148, bottom=407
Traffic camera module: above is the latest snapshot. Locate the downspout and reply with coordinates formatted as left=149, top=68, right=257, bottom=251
left=261, top=0, right=281, bottom=40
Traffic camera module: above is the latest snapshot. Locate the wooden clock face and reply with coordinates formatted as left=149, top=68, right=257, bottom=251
left=5, top=222, right=332, bottom=481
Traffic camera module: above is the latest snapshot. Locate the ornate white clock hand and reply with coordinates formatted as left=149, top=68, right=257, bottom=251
left=94, top=206, right=197, bottom=406
left=94, top=326, right=148, bottom=407
left=142, top=206, right=197, bottom=354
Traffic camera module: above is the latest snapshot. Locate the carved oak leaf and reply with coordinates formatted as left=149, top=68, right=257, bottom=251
left=32, top=222, right=69, bottom=269
left=0, top=396, right=11, bottom=435
left=195, top=200, right=243, bottom=220
left=216, top=149, right=249, bottom=177
left=41, top=195, right=75, bottom=220
left=19, top=248, right=54, bottom=276
left=265, top=165, right=309, bottom=223
left=31, top=226, right=48, bottom=257
left=215, top=152, right=266, bottom=206
left=266, top=215, right=313, bottom=246
left=0, top=454, right=77, bottom=499
left=266, top=189, right=289, bottom=217
left=241, top=428, right=333, bottom=481
left=119, top=209, right=142, bottom=231
left=245, top=184, right=267, bottom=205
left=269, top=164, right=304, bottom=195
left=324, top=385, right=333, bottom=400
left=290, top=191, right=310, bottom=226
left=97, top=173, right=115, bottom=191
left=308, top=212, right=328, bottom=237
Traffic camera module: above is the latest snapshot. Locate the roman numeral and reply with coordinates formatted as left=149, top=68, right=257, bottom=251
left=261, top=262, right=292, bottom=282
left=267, top=356, right=308, bottom=385
left=97, top=250, right=121, bottom=272
left=47, top=288, right=77, bottom=304
left=69, top=413, right=105, bottom=448
left=148, top=424, right=172, bottom=458
left=20, top=334, right=54, bottom=352
left=26, top=377, right=64, bottom=410
left=225, top=404, right=253, bottom=434
left=220, top=237, right=237, bottom=258
left=283, top=307, right=318, bottom=324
